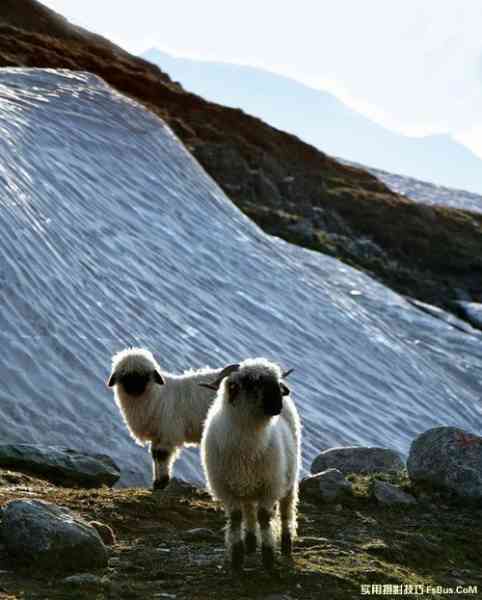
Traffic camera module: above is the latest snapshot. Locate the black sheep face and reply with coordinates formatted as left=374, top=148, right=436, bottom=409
left=107, top=369, right=164, bottom=396
left=119, top=372, right=151, bottom=397
left=227, top=372, right=290, bottom=418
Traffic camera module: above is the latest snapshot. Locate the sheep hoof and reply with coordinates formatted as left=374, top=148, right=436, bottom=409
left=153, top=476, right=169, bottom=491
left=231, top=541, right=245, bottom=571
left=261, top=544, right=275, bottom=570
left=281, top=533, right=292, bottom=556
left=245, top=531, right=257, bottom=554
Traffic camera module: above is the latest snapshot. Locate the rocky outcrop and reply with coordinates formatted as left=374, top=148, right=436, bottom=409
left=311, top=447, right=405, bottom=476
left=1, top=499, right=108, bottom=571
left=0, top=444, right=120, bottom=488
left=407, top=427, right=482, bottom=501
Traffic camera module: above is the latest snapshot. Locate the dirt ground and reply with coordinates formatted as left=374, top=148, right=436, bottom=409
left=0, top=470, right=480, bottom=600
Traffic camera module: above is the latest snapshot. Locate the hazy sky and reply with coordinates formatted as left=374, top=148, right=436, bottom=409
left=42, top=0, right=482, bottom=158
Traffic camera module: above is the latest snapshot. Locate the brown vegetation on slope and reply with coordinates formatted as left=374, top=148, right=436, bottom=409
left=1, top=0, right=482, bottom=310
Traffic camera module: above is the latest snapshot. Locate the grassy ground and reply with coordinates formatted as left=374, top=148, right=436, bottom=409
left=0, top=470, right=480, bottom=600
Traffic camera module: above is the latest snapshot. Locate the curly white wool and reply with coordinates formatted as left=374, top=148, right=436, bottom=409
left=108, top=347, right=227, bottom=489
left=200, top=358, right=301, bottom=570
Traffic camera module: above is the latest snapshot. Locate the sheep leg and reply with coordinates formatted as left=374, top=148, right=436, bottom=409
left=151, top=445, right=174, bottom=490
left=226, top=506, right=245, bottom=571
left=242, top=502, right=258, bottom=554
left=258, top=504, right=276, bottom=570
left=280, top=487, right=297, bottom=557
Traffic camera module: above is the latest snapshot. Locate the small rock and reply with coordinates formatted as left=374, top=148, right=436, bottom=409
left=184, top=528, right=216, bottom=541
left=2, top=499, right=108, bottom=571
left=62, top=573, right=105, bottom=588
left=407, top=426, right=482, bottom=500
left=162, top=478, right=201, bottom=497
left=373, top=480, right=417, bottom=505
left=0, top=444, right=120, bottom=488
left=311, top=446, right=405, bottom=475
left=89, top=521, right=116, bottom=545
left=454, top=301, right=482, bottom=329
left=301, top=468, right=352, bottom=502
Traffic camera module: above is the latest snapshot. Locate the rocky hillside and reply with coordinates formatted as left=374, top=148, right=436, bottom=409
left=1, top=0, right=482, bottom=314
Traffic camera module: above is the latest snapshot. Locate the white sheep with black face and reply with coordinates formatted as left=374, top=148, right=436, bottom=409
left=200, top=358, right=300, bottom=571
left=107, top=347, right=239, bottom=489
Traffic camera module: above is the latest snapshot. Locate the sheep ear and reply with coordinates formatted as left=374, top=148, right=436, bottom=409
left=198, top=363, right=240, bottom=392
left=107, top=373, right=117, bottom=387
left=153, top=371, right=165, bottom=385
left=280, top=383, right=290, bottom=397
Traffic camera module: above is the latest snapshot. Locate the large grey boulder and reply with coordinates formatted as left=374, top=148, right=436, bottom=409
left=1, top=499, right=108, bottom=571
left=300, top=468, right=352, bottom=502
left=0, top=444, right=120, bottom=488
left=311, top=446, right=404, bottom=475
left=407, top=427, right=482, bottom=500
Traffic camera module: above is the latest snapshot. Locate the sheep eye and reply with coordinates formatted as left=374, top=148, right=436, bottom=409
left=228, top=382, right=239, bottom=394
left=280, top=383, right=290, bottom=397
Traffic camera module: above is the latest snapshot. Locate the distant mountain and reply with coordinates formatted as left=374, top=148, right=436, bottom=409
left=142, top=49, right=482, bottom=195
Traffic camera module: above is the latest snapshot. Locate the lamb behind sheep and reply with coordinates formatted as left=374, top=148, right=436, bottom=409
left=200, top=358, right=301, bottom=570
left=107, top=347, right=239, bottom=489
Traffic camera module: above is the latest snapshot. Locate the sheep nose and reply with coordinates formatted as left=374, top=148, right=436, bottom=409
left=123, top=380, right=147, bottom=396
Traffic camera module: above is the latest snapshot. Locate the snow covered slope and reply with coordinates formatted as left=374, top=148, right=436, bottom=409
left=0, top=69, right=481, bottom=486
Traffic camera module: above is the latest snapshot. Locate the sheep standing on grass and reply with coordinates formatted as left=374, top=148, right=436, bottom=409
left=200, top=358, right=301, bottom=571
left=107, top=347, right=239, bottom=489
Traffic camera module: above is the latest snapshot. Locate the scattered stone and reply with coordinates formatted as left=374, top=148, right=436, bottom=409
left=372, top=480, right=417, bottom=506
left=301, top=468, right=352, bottom=502
left=89, top=521, right=116, bottom=545
left=407, top=427, right=482, bottom=501
left=2, top=499, right=108, bottom=571
left=62, top=573, right=106, bottom=588
left=0, top=444, right=120, bottom=488
left=184, top=528, right=217, bottom=541
left=253, top=169, right=282, bottom=205
left=311, top=446, right=405, bottom=475
left=454, top=301, right=482, bottom=329
left=162, top=478, right=202, bottom=497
